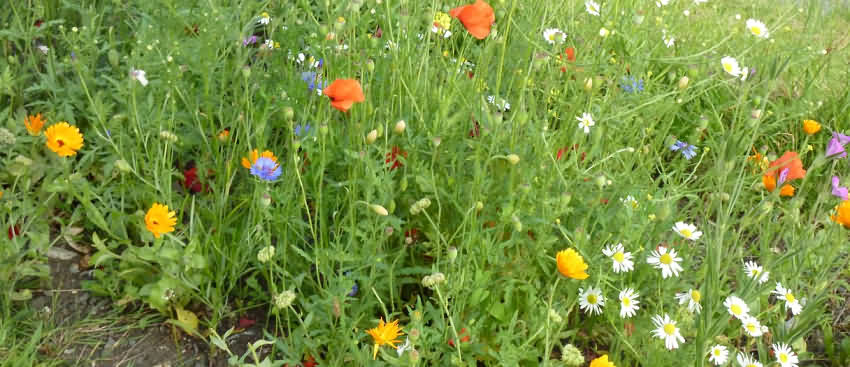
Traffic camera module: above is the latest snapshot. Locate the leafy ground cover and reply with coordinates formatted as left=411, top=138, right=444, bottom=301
left=2, top=0, right=850, bottom=366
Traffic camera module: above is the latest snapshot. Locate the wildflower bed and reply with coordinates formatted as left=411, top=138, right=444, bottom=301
left=2, top=0, right=850, bottom=365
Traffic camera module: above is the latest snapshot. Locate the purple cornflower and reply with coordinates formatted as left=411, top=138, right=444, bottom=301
left=243, top=35, right=258, bottom=46
left=294, top=123, right=311, bottom=137
left=827, top=132, right=850, bottom=158
left=250, top=157, right=281, bottom=181
left=620, top=76, right=644, bottom=93
left=671, top=140, right=698, bottom=160
left=833, top=176, right=849, bottom=200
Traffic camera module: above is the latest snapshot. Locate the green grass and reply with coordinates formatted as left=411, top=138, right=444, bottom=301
left=2, top=0, right=850, bottom=365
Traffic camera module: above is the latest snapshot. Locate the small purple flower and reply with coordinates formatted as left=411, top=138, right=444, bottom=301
left=671, top=140, right=698, bottom=160
left=250, top=157, right=281, bottom=181
left=778, top=167, right=789, bottom=185
left=827, top=132, right=849, bottom=158
left=833, top=176, right=849, bottom=200
left=243, top=35, right=258, bottom=46
left=294, top=123, right=311, bottom=137
left=620, top=76, right=644, bottom=93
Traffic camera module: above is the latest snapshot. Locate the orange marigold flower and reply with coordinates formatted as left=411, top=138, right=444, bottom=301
left=45, top=122, right=84, bottom=157
left=590, top=355, right=616, bottom=367
left=241, top=149, right=278, bottom=169
left=145, top=203, right=177, bottom=238
left=25, top=113, right=46, bottom=136
left=831, top=200, right=850, bottom=228
left=556, top=248, right=589, bottom=280
left=366, top=318, right=403, bottom=359
left=802, top=119, right=821, bottom=135
left=449, top=0, right=495, bottom=40
left=323, top=79, right=365, bottom=112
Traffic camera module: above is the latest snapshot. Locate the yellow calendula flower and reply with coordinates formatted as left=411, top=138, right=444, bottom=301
left=802, top=119, right=821, bottom=135
left=241, top=149, right=278, bottom=169
left=25, top=113, right=46, bottom=136
left=433, top=11, right=452, bottom=30
left=45, top=122, right=84, bottom=157
left=556, top=248, right=589, bottom=279
left=145, top=203, right=177, bottom=238
left=590, top=354, right=616, bottom=367
left=366, top=318, right=404, bottom=359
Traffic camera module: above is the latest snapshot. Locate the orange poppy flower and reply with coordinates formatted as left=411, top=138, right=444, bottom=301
left=323, top=79, right=365, bottom=112
left=449, top=0, right=495, bottom=40
left=764, top=151, right=806, bottom=180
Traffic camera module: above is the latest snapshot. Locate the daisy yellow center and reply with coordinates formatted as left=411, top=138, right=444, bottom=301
left=731, top=304, right=742, bottom=315
left=663, top=323, right=676, bottom=335
left=549, top=34, right=557, bottom=41
left=786, top=292, right=795, bottom=303
left=622, top=297, right=631, bottom=306
left=660, top=253, right=673, bottom=265
left=780, top=354, right=788, bottom=362
left=680, top=229, right=692, bottom=238
left=691, top=290, right=701, bottom=302
left=587, top=294, right=598, bottom=304
left=630, top=201, right=638, bottom=208
left=751, top=26, right=762, bottom=35
left=723, top=63, right=733, bottom=73
left=746, top=323, right=756, bottom=332
left=613, top=251, right=625, bottom=262
left=752, top=269, right=760, bottom=275
left=713, top=349, right=721, bottom=356
left=747, top=364, right=757, bottom=367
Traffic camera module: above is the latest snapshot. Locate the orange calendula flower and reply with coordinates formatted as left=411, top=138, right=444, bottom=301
left=145, top=203, right=177, bottom=238
left=831, top=200, right=850, bottom=228
left=590, top=355, right=616, bottom=367
left=25, top=113, right=46, bottom=136
left=556, top=248, right=589, bottom=279
left=802, top=119, right=821, bottom=135
left=218, top=129, right=230, bottom=142
left=323, top=79, right=365, bottom=112
left=44, top=122, right=84, bottom=157
left=762, top=175, right=795, bottom=197
left=761, top=151, right=805, bottom=197
left=366, top=318, right=404, bottom=359
left=241, top=149, right=278, bottom=169
left=449, top=0, right=495, bottom=40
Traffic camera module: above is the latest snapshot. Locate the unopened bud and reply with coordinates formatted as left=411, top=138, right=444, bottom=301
left=751, top=109, right=762, bottom=119
left=447, top=246, right=458, bottom=263
left=115, top=159, right=132, bottom=173
left=475, top=201, right=484, bottom=211
left=283, top=107, right=295, bottom=120
left=506, top=154, right=520, bottom=165
left=366, top=129, right=378, bottom=144
left=583, top=77, right=593, bottom=92
left=678, top=76, right=689, bottom=90
left=370, top=204, right=389, bottom=216
left=394, top=120, right=406, bottom=134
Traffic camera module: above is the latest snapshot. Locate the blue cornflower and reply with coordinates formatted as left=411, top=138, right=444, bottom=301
left=250, top=157, right=282, bottom=181
left=294, top=123, right=311, bottom=137
left=348, top=283, right=359, bottom=297
left=620, top=76, right=644, bottom=93
left=670, top=140, right=698, bottom=160
left=300, top=71, right=327, bottom=93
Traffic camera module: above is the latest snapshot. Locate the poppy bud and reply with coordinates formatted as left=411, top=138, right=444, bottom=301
left=283, top=107, right=295, bottom=121
left=678, top=76, right=689, bottom=90
left=260, top=192, right=272, bottom=207
left=319, top=124, right=329, bottom=135
left=394, top=120, right=406, bottom=134
left=241, top=65, right=251, bottom=78
left=108, top=49, right=120, bottom=68
left=475, top=201, right=484, bottom=211
left=370, top=204, right=389, bottom=216
left=432, top=137, right=442, bottom=147
left=583, top=77, right=593, bottom=92
left=366, top=129, right=378, bottom=144
left=115, top=159, right=132, bottom=173
left=447, top=246, right=458, bottom=263
left=506, top=154, right=520, bottom=165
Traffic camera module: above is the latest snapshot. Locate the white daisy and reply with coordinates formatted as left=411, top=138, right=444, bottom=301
left=543, top=28, right=567, bottom=45
left=741, top=315, right=765, bottom=337
left=721, top=56, right=742, bottom=77
left=723, top=295, right=750, bottom=319
left=740, top=66, right=750, bottom=81
left=675, top=289, right=702, bottom=314
left=396, top=337, right=414, bottom=356
left=258, top=12, right=271, bottom=25
left=598, top=27, right=610, bottom=37
left=576, top=112, right=595, bottom=134
left=656, top=0, right=670, bottom=7
left=618, top=288, right=640, bottom=318
left=672, top=221, right=702, bottom=241
left=708, top=345, right=729, bottom=365
left=646, top=246, right=683, bottom=278
left=772, top=343, right=799, bottom=367
left=694, top=0, right=708, bottom=3
left=37, top=44, right=49, bottom=54
left=602, top=243, right=634, bottom=273
left=621, top=195, right=638, bottom=209
left=743, top=261, right=769, bottom=284
left=651, top=314, right=685, bottom=350
left=585, top=0, right=601, bottom=16
left=736, top=353, right=763, bottom=367
left=663, top=34, right=675, bottom=48
left=129, top=68, right=148, bottom=86
left=746, top=19, right=770, bottom=38
left=772, top=282, right=803, bottom=315
left=578, top=287, right=605, bottom=315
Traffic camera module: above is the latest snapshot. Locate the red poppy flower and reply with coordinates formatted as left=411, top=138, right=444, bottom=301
left=557, top=144, right=585, bottom=161
left=385, top=146, right=407, bottom=170
left=448, top=328, right=471, bottom=347
left=34, top=19, right=44, bottom=28
left=565, top=47, right=576, bottom=62
left=303, top=356, right=318, bottom=367
left=449, top=0, right=495, bottom=40
left=765, top=151, right=806, bottom=180
left=323, top=79, right=365, bottom=112
left=404, top=228, right=420, bottom=244
left=8, top=225, right=21, bottom=239
left=183, top=167, right=203, bottom=194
